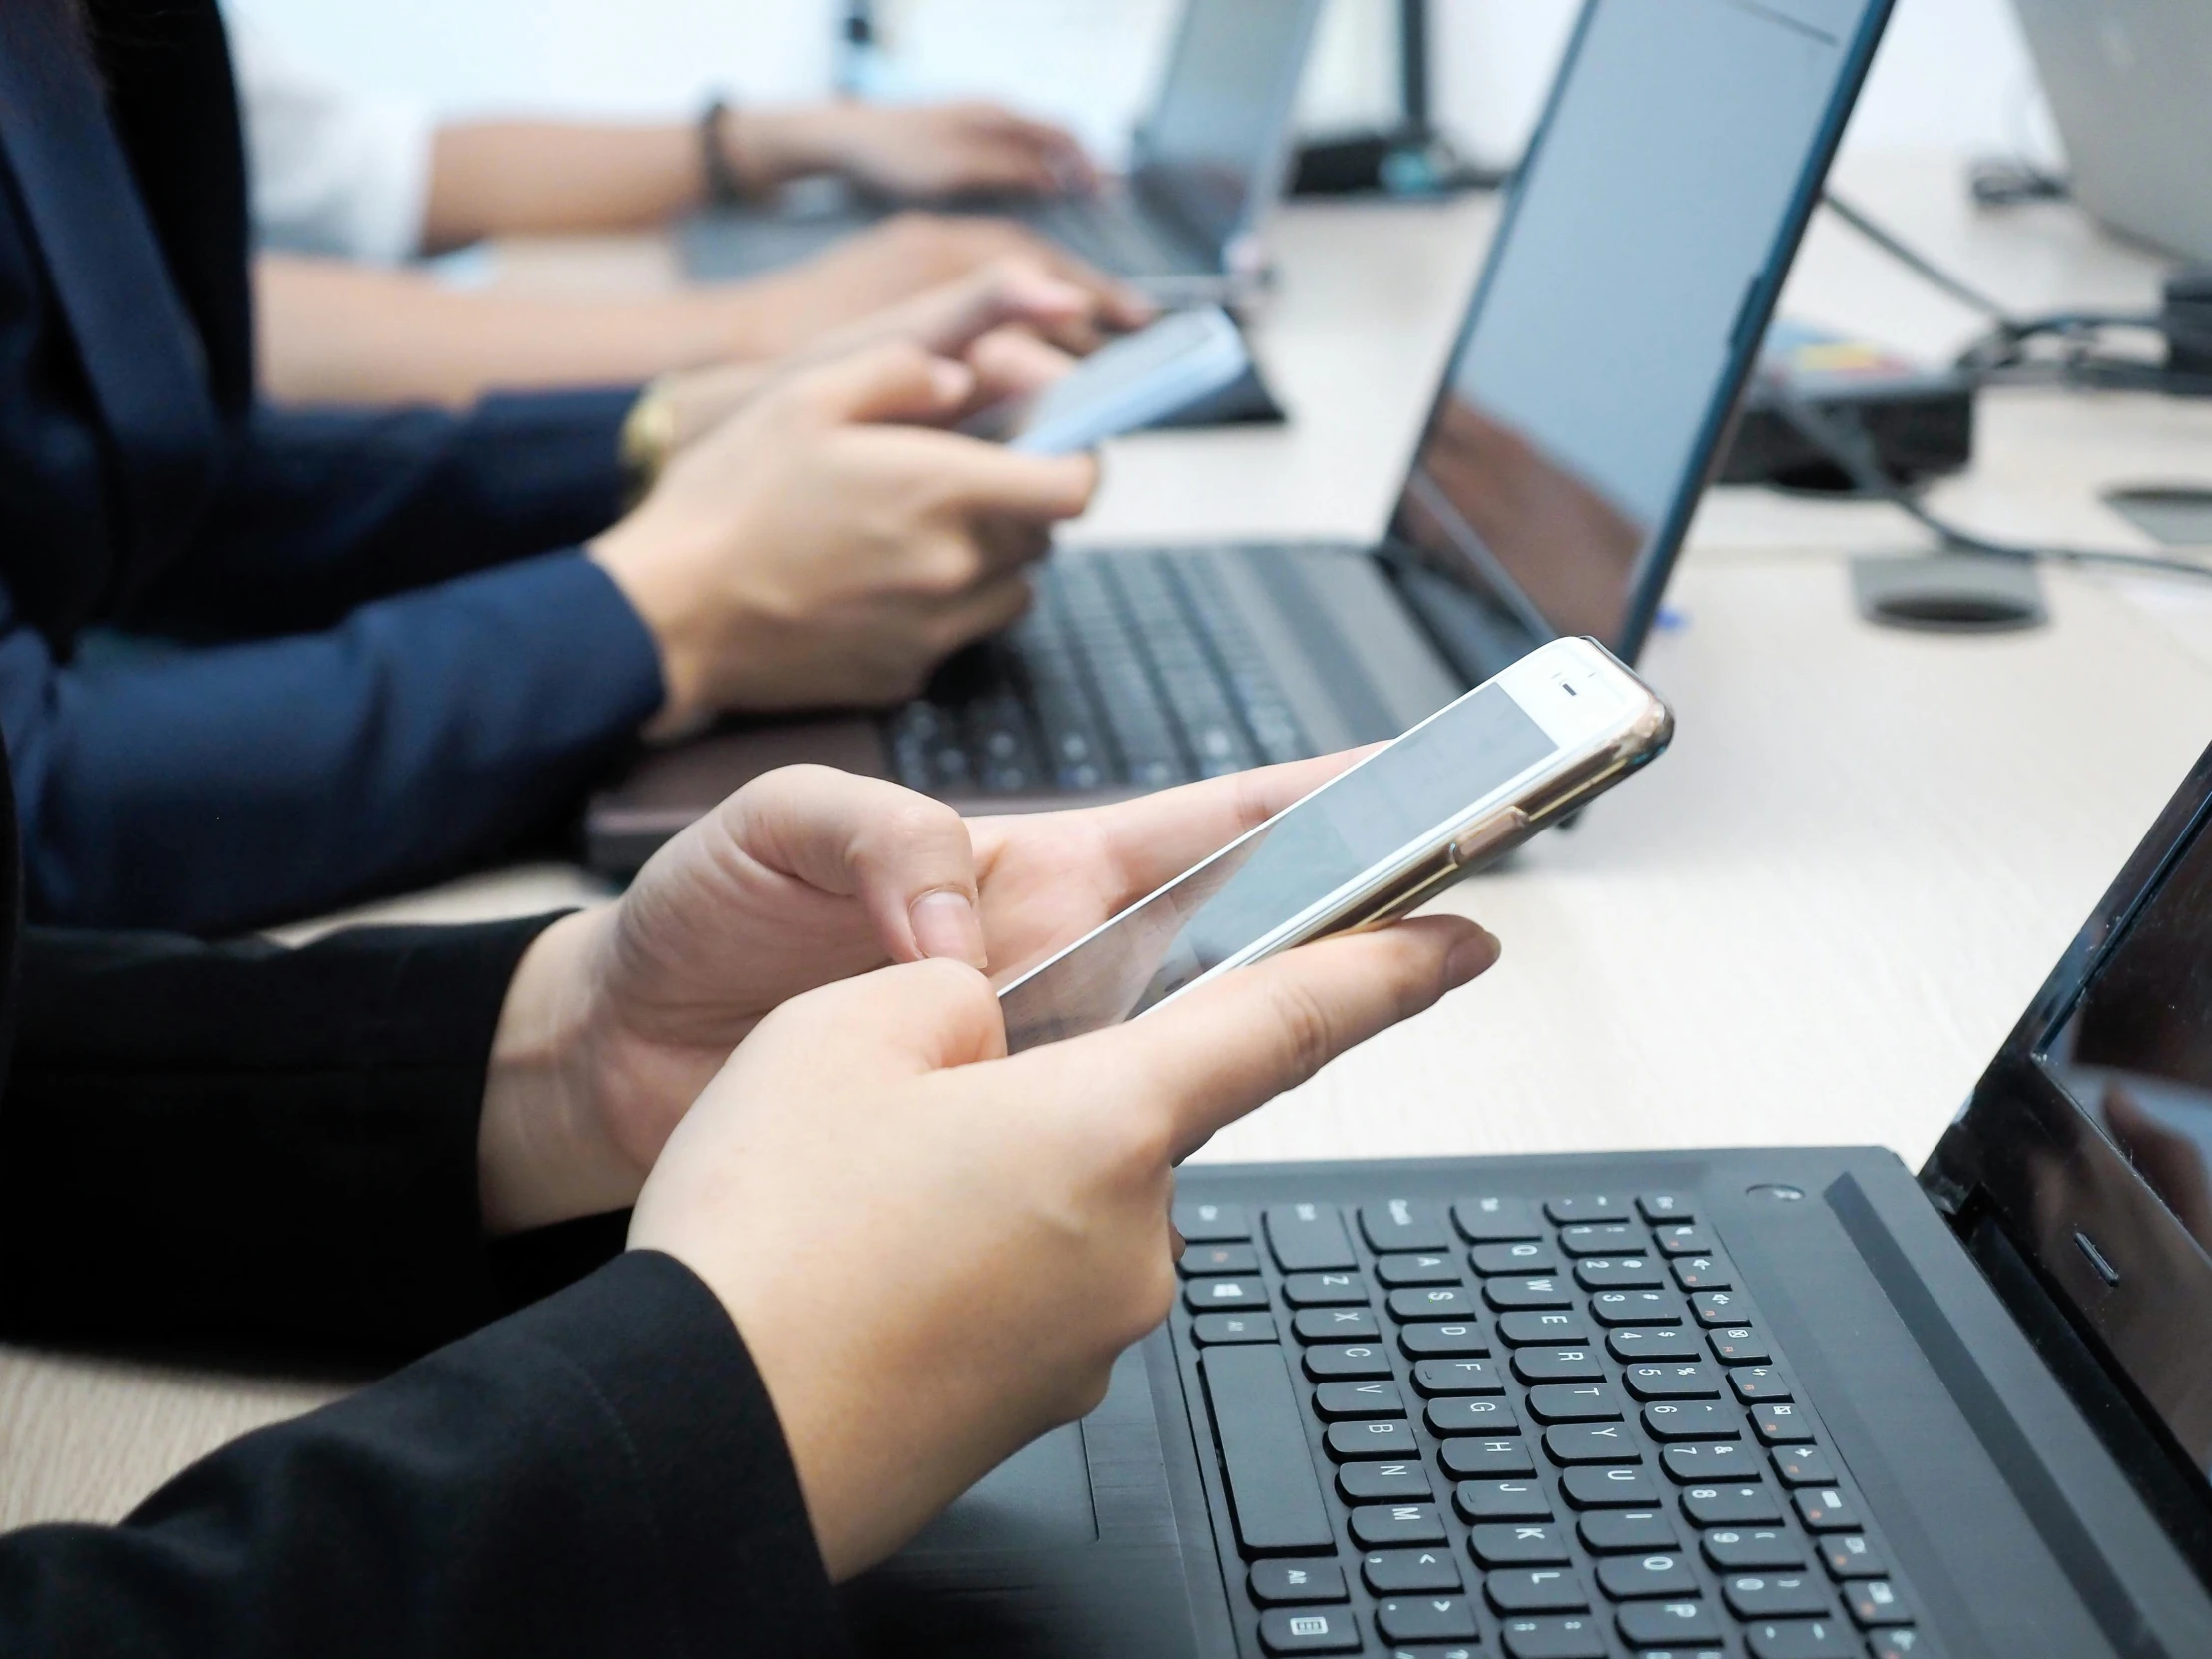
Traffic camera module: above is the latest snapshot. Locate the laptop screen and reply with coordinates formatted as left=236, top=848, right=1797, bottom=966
left=2034, top=796, right=2212, bottom=1482
left=1384, top=0, right=1885, bottom=668
left=1133, top=0, right=1319, bottom=254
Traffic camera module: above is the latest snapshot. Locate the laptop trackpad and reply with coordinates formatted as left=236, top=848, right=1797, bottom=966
left=841, top=1342, right=1208, bottom=1657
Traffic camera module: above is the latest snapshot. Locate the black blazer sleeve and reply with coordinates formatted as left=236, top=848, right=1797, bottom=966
left=0, top=1251, right=854, bottom=1659
left=124, top=393, right=640, bottom=641
left=0, top=550, right=664, bottom=934
left=0, top=915, right=581, bottom=1355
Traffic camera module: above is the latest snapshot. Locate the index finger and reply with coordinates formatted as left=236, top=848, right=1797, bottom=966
left=1022, top=915, right=1497, bottom=1159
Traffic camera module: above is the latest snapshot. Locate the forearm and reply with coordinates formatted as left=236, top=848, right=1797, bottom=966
left=256, top=254, right=792, bottom=406
left=0, top=1255, right=849, bottom=1658
left=423, top=120, right=707, bottom=248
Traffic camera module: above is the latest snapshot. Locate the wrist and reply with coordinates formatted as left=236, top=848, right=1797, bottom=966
left=588, top=519, right=719, bottom=740
left=480, top=909, right=644, bottom=1234
left=720, top=104, right=852, bottom=193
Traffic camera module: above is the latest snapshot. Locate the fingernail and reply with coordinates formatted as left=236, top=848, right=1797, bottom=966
left=1444, top=926, right=1501, bottom=990
left=911, top=888, right=987, bottom=968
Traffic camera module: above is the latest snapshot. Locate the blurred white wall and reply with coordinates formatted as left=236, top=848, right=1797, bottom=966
left=223, top=0, right=2062, bottom=166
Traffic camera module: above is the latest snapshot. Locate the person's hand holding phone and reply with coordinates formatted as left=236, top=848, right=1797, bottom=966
left=479, top=756, right=1372, bottom=1233
left=627, top=911, right=1498, bottom=1582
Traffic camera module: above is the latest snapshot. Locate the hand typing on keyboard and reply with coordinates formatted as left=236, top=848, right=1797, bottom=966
left=626, top=896, right=1498, bottom=1582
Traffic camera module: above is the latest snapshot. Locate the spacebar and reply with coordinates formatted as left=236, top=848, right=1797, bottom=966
left=1200, top=1347, right=1334, bottom=1555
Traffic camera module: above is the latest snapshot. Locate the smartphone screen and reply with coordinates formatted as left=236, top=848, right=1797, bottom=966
left=998, top=681, right=1566, bottom=1052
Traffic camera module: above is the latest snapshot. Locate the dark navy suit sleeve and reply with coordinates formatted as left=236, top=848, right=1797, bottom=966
left=124, top=390, right=639, bottom=639
left=0, top=1256, right=852, bottom=1659
left=0, top=551, right=665, bottom=933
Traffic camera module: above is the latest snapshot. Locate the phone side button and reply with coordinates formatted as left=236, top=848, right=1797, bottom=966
left=1452, top=808, right=1533, bottom=869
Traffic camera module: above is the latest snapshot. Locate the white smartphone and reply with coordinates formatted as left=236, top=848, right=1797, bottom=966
left=969, top=306, right=1253, bottom=455
left=996, top=637, right=1673, bottom=1053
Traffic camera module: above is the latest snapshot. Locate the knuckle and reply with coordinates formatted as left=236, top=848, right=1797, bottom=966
left=1270, top=976, right=1341, bottom=1087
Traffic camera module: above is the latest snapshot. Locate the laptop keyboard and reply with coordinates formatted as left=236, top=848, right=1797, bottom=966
left=885, top=550, right=1313, bottom=798
left=1170, top=1192, right=1934, bottom=1659
left=1016, top=191, right=1205, bottom=277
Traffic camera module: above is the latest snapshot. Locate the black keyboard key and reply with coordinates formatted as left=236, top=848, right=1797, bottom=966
left=1690, top=1291, right=1753, bottom=1327
left=1378, top=1595, right=1482, bottom=1642
left=1287, top=1273, right=1371, bottom=1308
left=1391, top=1286, right=1481, bottom=1321
left=1708, top=1325, right=1772, bottom=1364
left=1639, top=1193, right=1695, bottom=1225
left=1362, top=1199, right=1452, bottom=1253
left=1546, top=1196, right=1632, bottom=1224
left=1820, top=1533, right=1884, bottom=1578
left=1180, top=1242, right=1260, bottom=1276
left=1426, top=1397, right=1521, bottom=1437
left=1251, top=1560, right=1349, bottom=1605
left=1341, top=1460, right=1434, bottom=1503
left=1267, top=1202, right=1358, bottom=1271
left=1364, top=1546, right=1463, bottom=1594
left=1624, top=1363, right=1721, bottom=1400
left=1500, top=1615, right=1609, bottom=1658
left=1653, top=1224, right=1714, bottom=1257
left=1377, top=1252, right=1465, bottom=1287
left=1513, top=1348, right=1606, bottom=1384
left=1350, top=1502, right=1447, bottom=1548
left=1257, top=1605, right=1362, bottom=1654
left=1400, top=1321, right=1489, bottom=1358
left=1193, top=1313, right=1279, bottom=1345
left=1704, top=1527, right=1806, bottom=1570
left=1670, top=1254, right=1734, bottom=1292
left=1731, top=1369, right=1793, bottom=1403
left=1176, top=1199, right=1250, bottom=1241
left=1305, top=1345, right=1395, bottom=1381
left=1746, top=1618, right=1861, bottom=1659
left=1439, top=1437, right=1535, bottom=1479
left=1608, top=1327, right=1701, bottom=1363
left=1187, top=1278, right=1268, bottom=1314
left=1543, top=1423, right=1642, bottom=1465
left=1454, top=1479, right=1554, bottom=1521
left=1314, top=1381, right=1405, bottom=1420
left=1328, top=1420, right=1420, bottom=1460
left=1617, top=1599, right=1724, bottom=1646
left=1773, top=1446, right=1837, bottom=1487
left=1296, top=1308, right=1382, bottom=1344
left=1580, top=1509, right=1680, bottom=1553
left=1574, top=1258, right=1665, bottom=1290
left=1868, top=1632, right=1929, bottom=1659
left=1723, top=1574, right=1833, bottom=1619
left=1794, top=1488, right=1860, bottom=1531
left=1199, top=1347, right=1335, bottom=1556
left=1486, top=1277, right=1574, bottom=1311
left=1455, top=1196, right=1543, bottom=1242
left=1641, top=1401, right=1740, bottom=1440
left=1557, top=1224, right=1644, bottom=1258
left=1470, top=1522, right=1574, bottom=1566
left=1596, top=1553, right=1700, bottom=1600
left=1589, top=1290, right=1686, bottom=1328
left=1487, top=1569, right=1591, bottom=1613
left=1682, top=1483, right=1786, bottom=1526
left=1663, top=1443, right=1762, bottom=1483
left=1562, top=1466, right=1661, bottom=1507
left=1751, top=1403, right=1815, bottom=1444
left=1413, top=1358, right=1504, bottom=1395
left=1846, top=1579, right=1913, bottom=1626
left=1527, top=1383, right=1624, bottom=1423
left=1472, top=1241, right=1560, bottom=1276
left=1498, top=1312, right=1592, bottom=1346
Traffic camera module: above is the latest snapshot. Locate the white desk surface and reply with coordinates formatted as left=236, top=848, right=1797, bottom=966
left=10, top=152, right=2212, bottom=1529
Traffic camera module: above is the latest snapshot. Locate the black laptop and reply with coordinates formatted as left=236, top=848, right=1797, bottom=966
left=843, top=739, right=2212, bottom=1657
left=587, top=0, right=1896, bottom=878
left=679, top=0, right=1323, bottom=301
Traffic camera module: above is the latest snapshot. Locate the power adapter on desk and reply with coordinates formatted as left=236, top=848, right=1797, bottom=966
left=1718, top=321, right=1974, bottom=492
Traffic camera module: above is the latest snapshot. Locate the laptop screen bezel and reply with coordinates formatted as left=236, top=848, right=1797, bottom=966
left=1923, top=739, right=2212, bottom=1576
left=1376, top=0, right=1897, bottom=668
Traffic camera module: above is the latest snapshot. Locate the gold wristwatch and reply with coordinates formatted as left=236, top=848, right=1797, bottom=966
left=618, top=377, right=680, bottom=503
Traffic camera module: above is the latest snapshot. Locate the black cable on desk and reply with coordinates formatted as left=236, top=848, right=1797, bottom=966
left=1762, top=380, right=2212, bottom=587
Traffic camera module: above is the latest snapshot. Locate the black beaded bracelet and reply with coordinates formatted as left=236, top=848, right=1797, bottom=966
left=700, top=95, right=748, bottom=205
